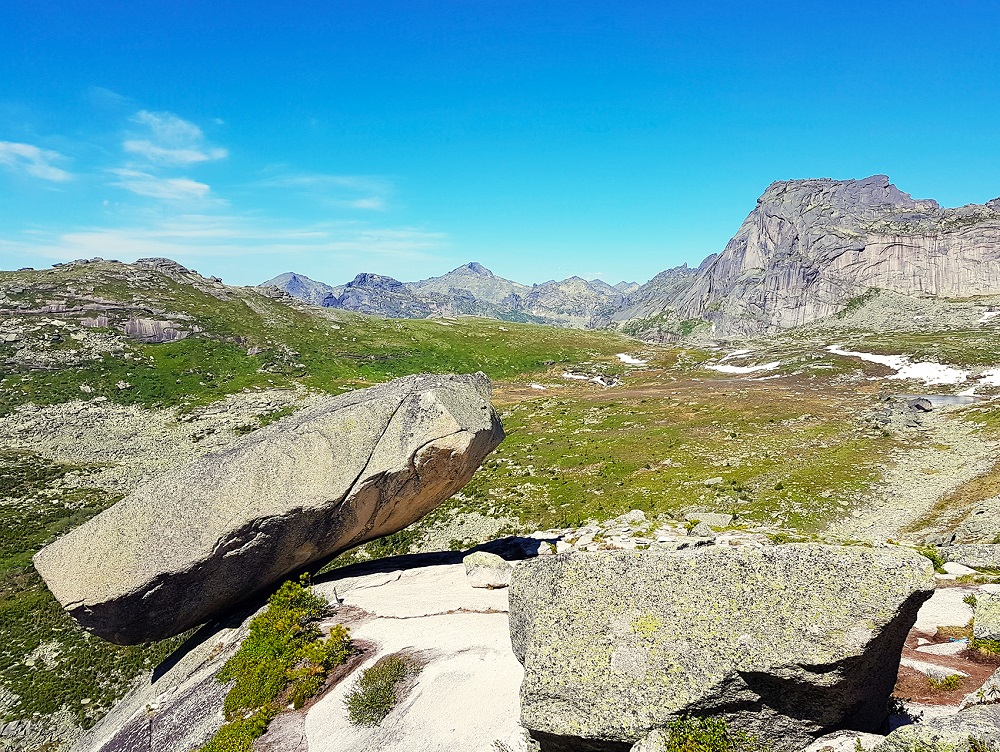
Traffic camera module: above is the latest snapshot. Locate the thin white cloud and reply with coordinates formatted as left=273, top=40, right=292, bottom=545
left=123, top=110, right=227, bottom=166
left=110, top=169, right=212, bottom=201
left=0, top=141, right=72, bottom=181
left=1, top=214, right=448, bottom=266
left=256, top=172, right=392, bottom=211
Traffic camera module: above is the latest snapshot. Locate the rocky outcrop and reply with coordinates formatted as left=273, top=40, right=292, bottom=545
left=941, top=544, right=1000, bottom=571
left=34, top=373, right=504, bottom=644
left=260, top=272, right=341, bottom=306
left=663, top=176, right=1000, bottom=336
left=871, top=705, right=1000, bottom=752
left=975, top=590, right=1000, bottom=642
left=509, top=544, right=935, bottom=751
left=74, top=554, right=529, bottom=752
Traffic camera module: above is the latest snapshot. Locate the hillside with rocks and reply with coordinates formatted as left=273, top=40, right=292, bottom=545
left=4, top=247, right=1000, bottom=751
left=267, top=176, right=1000, bottom=340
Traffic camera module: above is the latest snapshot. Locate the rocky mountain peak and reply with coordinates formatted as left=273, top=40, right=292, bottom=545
left=346, top=272, right=405, bottom=291
left=463, top=262, right=493, bottom=276
left=759, top=175, right=940, bottom=214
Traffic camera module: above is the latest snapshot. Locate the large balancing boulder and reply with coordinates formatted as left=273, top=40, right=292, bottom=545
left=509, top=544, right=935, bottom=751
left=35, top=372, right=504, bottom=644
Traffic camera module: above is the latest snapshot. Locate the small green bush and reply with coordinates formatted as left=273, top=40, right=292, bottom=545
left=197, top=576, right=352, bottom=752
left=964, top=594, right=978, bottom=608
left=971, top=636, right=1000, bottom=656
left=928, top=674, right=963, bottom=691
left=662, top=716, right=765, bottom=752
left=345, top=653, right=421, bottom=727
left=917, top=546, right=946, bottom=574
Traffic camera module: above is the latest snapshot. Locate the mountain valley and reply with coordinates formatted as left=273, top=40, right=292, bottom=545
left=3, top=176, right=1000, bottom=752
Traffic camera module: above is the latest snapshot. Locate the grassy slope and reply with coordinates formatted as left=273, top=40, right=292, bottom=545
left=0, top=263, right=636, bottom=414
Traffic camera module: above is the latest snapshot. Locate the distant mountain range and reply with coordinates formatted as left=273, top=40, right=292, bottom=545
left=264, top=262, right=641, bottom=328
left=264, top=175, right=1000, bottom=339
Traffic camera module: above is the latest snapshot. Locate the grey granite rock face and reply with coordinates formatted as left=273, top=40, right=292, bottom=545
left=667, top=176, right=1000, bottom=336
left=941, top=544, right=1000, bottom=570
left=34, top=372, right=504, bottom=644
left=509, top=544, right=934, bottom=751
left=872, top=705, right=1000, bottom=752
left=975, top=592, right=1000, bottom=641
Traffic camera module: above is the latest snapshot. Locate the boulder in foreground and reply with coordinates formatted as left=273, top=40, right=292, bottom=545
left=509, top=544, right=934, bottom=751
left=34, top=372, right=504, bottom=644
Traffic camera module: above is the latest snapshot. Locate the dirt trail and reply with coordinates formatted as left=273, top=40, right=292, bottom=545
left=828, top=406, right=999, bottom=542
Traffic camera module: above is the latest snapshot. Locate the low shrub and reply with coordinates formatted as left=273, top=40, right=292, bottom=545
left=345, top=653, right=421, bottom=727
left=970, top=637, right=1000, bottom=656
left=197, top=576, right=352, bottom=752
left=927, top=674, right=963, bottom=691
left=661, top=716, right=766, bottom=752
left=917, top=546, right=946, bottom=574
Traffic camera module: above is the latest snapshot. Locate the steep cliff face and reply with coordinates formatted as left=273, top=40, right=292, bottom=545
left=669, top=176, right=1000, bottom=335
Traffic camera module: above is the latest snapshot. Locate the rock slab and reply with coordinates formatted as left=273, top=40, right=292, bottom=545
left=872, top=705, right=1000, bottom=752
left=941, top=544, right=1000, bottom=570
left=509, top=544, right=935, bottom=751
left=34, top=372, right=504, bottom=644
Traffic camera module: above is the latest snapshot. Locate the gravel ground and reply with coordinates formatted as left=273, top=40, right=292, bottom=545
left=828, top=406, right=999, bottom=543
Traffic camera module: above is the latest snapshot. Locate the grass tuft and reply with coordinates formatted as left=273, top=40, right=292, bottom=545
left=344, top=653, right=421, bottom=727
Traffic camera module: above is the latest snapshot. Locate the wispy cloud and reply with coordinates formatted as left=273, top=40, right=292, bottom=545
left=110, top=169, right=213, bottom=201
left=123, top=110, right=227, bottom=166
left=0, top=141, right=72, bottom=181
left=1, top=214, right=448, bottom=267
left=256, top=172, right=392, bottom=211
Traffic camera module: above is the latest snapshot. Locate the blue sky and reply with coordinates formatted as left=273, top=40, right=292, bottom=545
left=2, top=1, right=999, bottom=286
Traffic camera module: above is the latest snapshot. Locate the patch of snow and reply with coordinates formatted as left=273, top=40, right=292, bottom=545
left=720, top=349, right=752, bottom=361
left=562, top=372, right=590, bottom=381
left=826, top=345, right=968, bottom=386
left=978, top=311, right=1000, bottom=324
left=616, top=353, right=647, bottom=365
left=978, top=368, right=1000, bottom=387
left=529, top=383, right=546, bottom=390
left=706, top=361, right=781, bottom=375
left=751, top=374, right=784, bottom=381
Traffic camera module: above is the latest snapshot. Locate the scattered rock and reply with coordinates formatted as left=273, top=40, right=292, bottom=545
left=464, top=551, right=514, bottom=589
left=34, top=373, right=505, bottom=644
left=684, top=511, right=733, bottom=529
left=952, top=498, right=1000, bottom=544
left=872, top=705, right=1000, bottom=752
left=942, top=545, right=1000, bottom=571
left=942, top=562, right=978, bottom=575
left=509, top=544, right=934, bottom=751
left=804, top=730, right=886, bottom=752
left=974, top=592, right=1000, bottom=641
left=899, top=656, right=969, bottom=680
left=908, top=398, right=934, bottom=412
left=687, top=521, right=716, bottom=538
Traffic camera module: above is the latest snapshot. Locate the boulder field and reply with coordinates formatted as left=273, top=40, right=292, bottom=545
left=33, top=372, right=504, bottom=644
